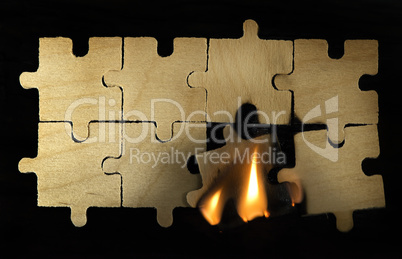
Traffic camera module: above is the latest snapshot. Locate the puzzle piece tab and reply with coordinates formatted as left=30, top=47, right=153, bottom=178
left=104, top=37, right=207, bottom=141
left=278, top=125, right=385, bottom=232
left=188, top=20, right=293, bottom=125
left=275, top=39, right=378, bottom=144
left=19, top=122, right=122, bottom=226
left=20, top=37, right=123, bottom=141
left=103, top=122, right=206, bottom=227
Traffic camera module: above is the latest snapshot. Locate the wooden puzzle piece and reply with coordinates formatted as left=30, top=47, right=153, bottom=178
left=19, top=122, right=122, bottom=227
left=104, top=37, right=207, bottom=141
left=187, top=125, right=303, bottom=224
left=275, top=39, right=378, bottom=144
left=188, top=20, right=293, bottom=125
left=20, top=37, right=123, bottom=141
left=103, top=122, right=206, bottom=227
left=277, top=125, right=385, bottom=232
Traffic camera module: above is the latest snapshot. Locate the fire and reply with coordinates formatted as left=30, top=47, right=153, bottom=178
left=247, top=155, right=259, bottom=201
left=194, top=128, right=304, bottom=226
left=198, top=149, right=270, bottom=225
left=200, top=188, right=223, bottom=225
left=237, top=151, right=268, bottom=222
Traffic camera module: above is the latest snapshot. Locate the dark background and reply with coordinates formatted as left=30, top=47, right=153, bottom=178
left=0, top=0, right=401, bottom=257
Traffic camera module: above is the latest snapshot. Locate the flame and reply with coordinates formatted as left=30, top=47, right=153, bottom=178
left=198, top=149, right=271, bottom=225
left=237, top=151, right=268, bottom=222
left=247, top=154, right=259, bottom=201
left=200, top=188, right=223, bottom=225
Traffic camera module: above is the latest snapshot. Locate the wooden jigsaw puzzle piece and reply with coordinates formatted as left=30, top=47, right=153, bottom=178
left=277, top=125, right=385, bottom=232
left=103, top=122, right=206, bottom=227
left=19, top=122, right=122, bottom=227
left=188, top=20, right=293, bottom=125
left=275, top=39, right=378, bottom=144
left=20, top=37, right=123, bottom=141
left=104, top=37, right=207, bottom=142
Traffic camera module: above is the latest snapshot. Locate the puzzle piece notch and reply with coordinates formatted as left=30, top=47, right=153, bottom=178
left=104, top=37, right=207, bottom=142
left=277, top=125, right=384, bottom=232
left=19, top=122, right=122, bottom=226
left=275, top=39, right=378, bottom=144
left=103, top=122, right=207, bottom=227
left=19, top=37, right=123, bottom=141
left=188, top=19, right=293, bottom=125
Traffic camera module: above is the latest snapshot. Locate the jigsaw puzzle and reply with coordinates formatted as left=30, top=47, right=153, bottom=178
left=103, top=122, right=206, bottom=227
left=18, top=19, right=385, bottom=230
left=104, top=37, right=207, bottom=141
left=275, top=39, right=378, bottom=144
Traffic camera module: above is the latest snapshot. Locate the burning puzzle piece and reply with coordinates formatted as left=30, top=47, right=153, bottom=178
left=187, top=125, right=303, bottom=225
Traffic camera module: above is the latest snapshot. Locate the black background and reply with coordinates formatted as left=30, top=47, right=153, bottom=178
left=1, top=0, right=401, bottom=257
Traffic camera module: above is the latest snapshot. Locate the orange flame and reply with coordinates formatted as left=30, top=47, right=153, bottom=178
left=237, top=151, right=268, bottom=222
left=200, top=188, right=223, bottom=225
left=199, top=149, right=271, bottom=225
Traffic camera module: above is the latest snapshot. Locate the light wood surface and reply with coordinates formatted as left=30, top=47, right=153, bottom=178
left=19, top=122, right=122, bottom=227
left=188, top=20, right=293, bottom=125
left=275, top=39, right=378, bottom=144
left=104, top=37, right=207, bottom=141
left=19, top=37, right=123, bottom=141
left=278, top=125, right=385, bottom=232
left=103, top=122, right=206, bottom=227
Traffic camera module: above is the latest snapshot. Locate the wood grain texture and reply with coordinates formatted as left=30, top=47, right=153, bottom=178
left=278, top=125, right=385, bottom=232
left=19, top=37, right=123, bottom=141
left=103, top=122, right=206, bottom=227
left=188, top=20, right=293, bottom=125
left=275, top=39, right=378, bottom=144
left=104, top=37, right=207, bottom=141
left=18, top=122, right=122, bottom=227
left=16, top=31, right=383, bottom=231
